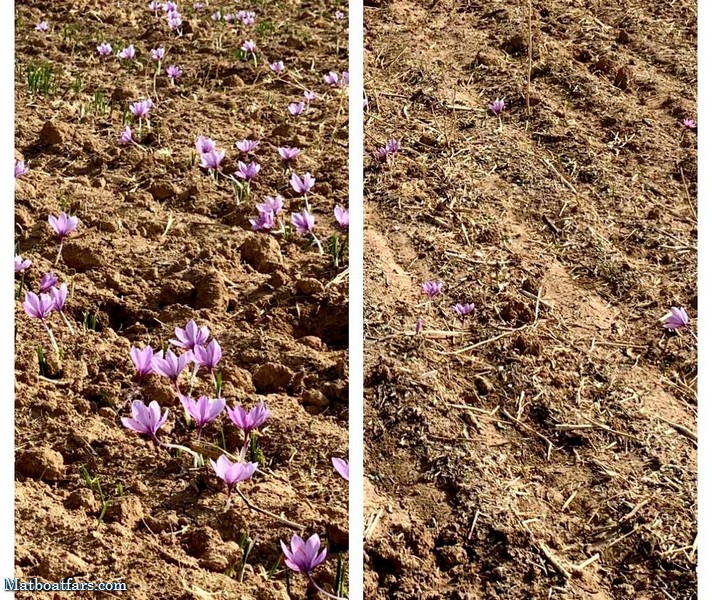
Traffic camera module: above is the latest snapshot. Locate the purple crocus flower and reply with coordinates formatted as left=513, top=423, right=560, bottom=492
left=48, top=212, right=79, bottom=239
left=288, top=102, right=305, bottom=116
left=170, top=319, right=210, bottom=350
left=118, top=45, right=136, bottom=60
left=193, top=2, right=203, bottom=10
left=236, top=139, right=260, bottom=153
left=118, top=125, right=134, bottom=145
left=335, top=10, right=345, bottom=20
left=488, top=98, right=505, bottom=116
left=249, top=210, right=275, bottom=231
left=291, top=210, right=315, bottom=235
left=421, top=281, right=443, bottom=297
left=331, top=457, right=349, bottom=481
left=152, top=349, right=193, bottom=383
left=15, top=160, right=29, bottom=178
left=226, top=400, right=270, bottom=434
left=38, top=272, right=58, bottom=294
left=167, top=13, right=182, bottom=29
left=130, top=346, right=155, bottom=381
left=241, top=11, right=255, bottom=26
left=211, top=10, right=222, bottom=21
left=130, top=99, right=152, bottom=119
left=415, top=318, right=424, bottom=335
left=257, top=195, right=284, bottom=216
left=180, top=394, right=226, bottom=434
left=324, top=71, right=340, bottom=86
left=195, top=136, right=216, bottom=154
left=682, top=118, right=697, bottom=130
left=151, top=47, right=166, bottom=61
left=35, top=21, right=49, bottom=32
left=23, top=291, right=55, bottom=321
left=193, top=339, right=222, bottom=372
left=385, top=139, right=401, bottom=154
left=290, top=172, right=315, bottom=195
left=200, top=148, right=226, bottom=170
left=166, top=65, right=182, bottom=81
left=149, top=0, right=160, bottom=12
left=49, top=283, right=68, bottom=312
left=236, top=161, right=261, bottom=182
left=270, top=61, right=285, bottom=73
left=121, top=399, right=168, bottom=442
left=341, top=71, right=349, bottom=86
left=278, top=147, right=300, bottom=162
left=334, top=205, right=349, bottom=229
left=242, top=40, right=257, bottom=54
left=304, top=90, right=317, bottom=102
left=210, top=455, right=258, bottom=494
left=15, top=256, right=31, bottom=273
left=280, top=534, right=328, bottom=574
left=454, top=303, right=476, bottom=317
left=97, top=43, right=112, bottom=57
left=162, top=1, right=178, bottom=10
left=662, top=307, right=689, bottom=330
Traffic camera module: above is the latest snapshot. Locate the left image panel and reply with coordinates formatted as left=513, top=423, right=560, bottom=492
left=14, top=2, right=349, bottom=597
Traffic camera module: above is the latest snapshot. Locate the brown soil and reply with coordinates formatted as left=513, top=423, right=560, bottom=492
left=15, top=1, right=348, bottom=598
left=364, top=1, right=696, bottom=599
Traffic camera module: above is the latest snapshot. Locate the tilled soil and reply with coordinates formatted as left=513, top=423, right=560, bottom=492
left=15, top=1, right=349, bottom=598
left=364, top=0, right=696, bottom=598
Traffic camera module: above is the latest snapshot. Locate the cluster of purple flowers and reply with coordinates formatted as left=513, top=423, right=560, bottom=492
left=249, top=195, right=285, bottom=231
left=15, top=160, right=29, bottom=178
left=375, top=139, right=401, bottom=163
left=196, top=136, right=225, bottom=171
left=324, top=71, right=349, bottom=88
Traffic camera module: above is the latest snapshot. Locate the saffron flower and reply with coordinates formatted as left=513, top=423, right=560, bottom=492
left=341, top=71, right=349, bottom=86
left=278, top=146, right=301, bottom=162
left=38, top=272, right=58, bottom=294
left=236, top=161, right=261, bottom=182
left=48, top=212, right=79, bottom=240
left=15, top=256, right=31, bottom=273
left=227, top=400, right=270, bottom=435
left=331, top=457, right=349, bottom=481
left=281, top=534, right=328, bottom=574
left=130, top=346, right=155, bottom=381
left=152, top=349, right=193, bottom=383
left=162, top=1, right=178, bottom=10
left=118, top=125, right=134, bottom=145
left=415, top=318, right=424, bottom=335
left=334, top=205, right=349, bottom=229
left=385, top=139, right=401, bottom=154
left=290, top=172, right=315, bottom=195
left=200, top=148, right=226, bottom=171
left=421, top=281, right=443, bottom=297
left=151, top=47, right=166, bottom=61
left=167, top=12, right=182, bottom=29
left=242, top=40, right=257, bottom=54
left=23, top=291, right=55, bottom=321
left=682, top=118, right=697, bottom=130
left=193, top=2, right=203, bottom=10
left=291, top=210, right=315, bottom=235
left=236, top=139, right=260, bottom=153
left=324, top=71, right=340, bottom=86
left=289, top=102, right=306, bottom=116
left=166, top=65, right=182, bottom=81
left=335, top=10, right=345, bottom=20
left=304, top=90, right=317, bottom=102
left=170, top=319, right=209, bottom=350
left=211, top=10, right=222, bottom=21
left=250, top=210, right=275, bottom=231
left=454, top=303, right=475, bottom=317
left=257, top=195, right=284, bottom=215
left=118, top=45, right=136, bottom=60
left=35, top=21, right=49, bottom=32
left=193, top=339, right=222, bottom=372
left=49, top=283, right=68, bottom=312
left=241, top=11, right=256, bottom=25
left=149, top=0, right=160, bottom=12
left=488, top=98, right=505, bottom=116
left=97, top=43, right=112, bottom=57
left=270, top=61, right=285, bottom=73
left=180, top=394, right=226, bottom=436
left=15, top=160, right=29, bottom=178
left=662, top=307, right=689, bottom=330
left=195, top=136, right=216, bottom=154
left=130, top=99, right=152, bottom=119
left=210, top=455, right=258, bottom=495
left=121, top=399, right=168, bottom=442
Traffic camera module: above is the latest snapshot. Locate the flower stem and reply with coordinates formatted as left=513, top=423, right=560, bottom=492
left=42, top=321, right=59, bottom=354
left=308, top=574, right=347, bottom=600
left=60, top=310, right=76, bottom=335
left=54, top=239, right=64, bottom=266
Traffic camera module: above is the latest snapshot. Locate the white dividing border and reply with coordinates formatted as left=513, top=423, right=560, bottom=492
left=4, top=1, right=16, bottom=586
left=347, top=0, right=364, bottom=597
left=698, top=2, right=708, bottom=597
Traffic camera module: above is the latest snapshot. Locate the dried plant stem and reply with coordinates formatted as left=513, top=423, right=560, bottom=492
left=526, top=0, right=533, bottom=117
left=308, top=575, right=347, bottom=600
left=235, top=488, right=305, bottom=530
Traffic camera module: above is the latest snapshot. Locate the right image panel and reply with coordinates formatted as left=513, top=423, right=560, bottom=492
left=363, top=1, right=697, bottom=598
